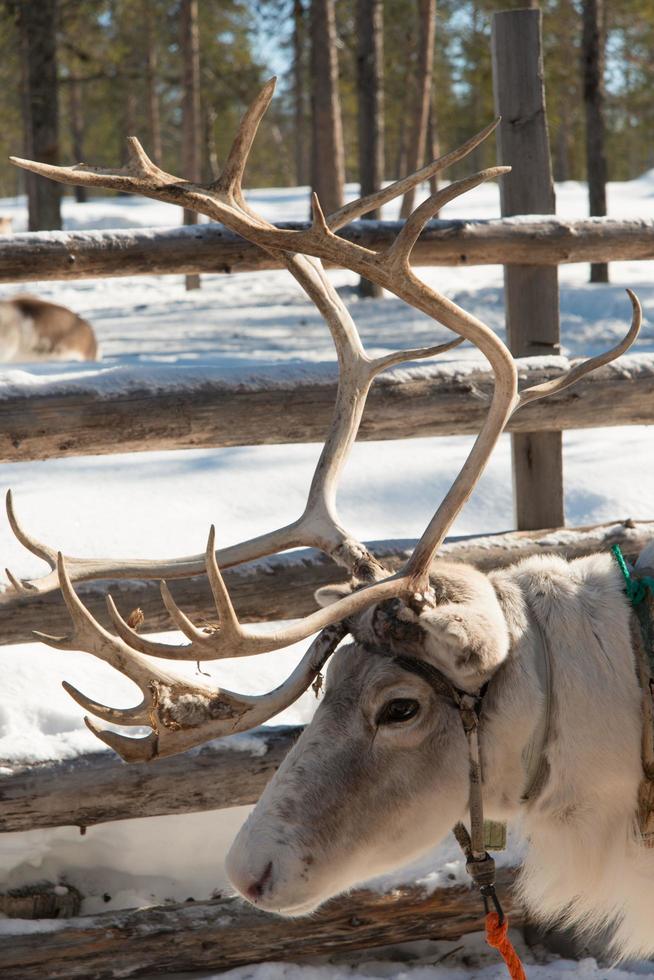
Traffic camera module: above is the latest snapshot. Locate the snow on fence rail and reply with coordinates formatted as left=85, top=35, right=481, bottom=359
left=0, top=216, right=653, bottom=281
left=2, top=353, right=654, bottom=464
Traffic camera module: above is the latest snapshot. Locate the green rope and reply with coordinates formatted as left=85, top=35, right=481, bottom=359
left=612, top=545, right=654, bottom=607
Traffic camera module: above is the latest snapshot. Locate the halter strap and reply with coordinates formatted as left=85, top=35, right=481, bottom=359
left=392, top=656, right=497, bottom=892
left=392, top=651, right=526, bottom=978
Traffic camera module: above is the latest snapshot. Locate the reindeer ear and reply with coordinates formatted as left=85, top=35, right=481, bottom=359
left=314, top=582, right=354, bottom=607
left=418, top=595, right=510, bottom=689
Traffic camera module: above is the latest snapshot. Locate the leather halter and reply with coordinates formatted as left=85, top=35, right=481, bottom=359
left=391, top=598, right=556, bottom=913
left=393, top=654, right=501, bottom=912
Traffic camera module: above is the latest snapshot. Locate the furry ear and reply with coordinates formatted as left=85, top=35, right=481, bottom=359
left=418, top=573, right=511, bottom=689
left=314, top=582, right=354, bottom=608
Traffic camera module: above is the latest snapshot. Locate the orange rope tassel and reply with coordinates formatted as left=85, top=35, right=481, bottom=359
left=486, top=911, right=527, bottom=980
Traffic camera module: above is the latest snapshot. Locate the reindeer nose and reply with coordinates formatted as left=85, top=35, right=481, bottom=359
left=244, top=861, right=274, bottom=903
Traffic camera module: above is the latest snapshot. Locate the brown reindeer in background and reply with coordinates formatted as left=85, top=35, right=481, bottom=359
left=0, top=295, right=97, bottom=362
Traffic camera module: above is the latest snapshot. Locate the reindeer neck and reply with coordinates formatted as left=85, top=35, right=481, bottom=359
left=482, top=552, right=642, bottom=827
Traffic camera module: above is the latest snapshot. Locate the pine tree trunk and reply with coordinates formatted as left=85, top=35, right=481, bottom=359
left=399, top=0, right=436, bottom=218
left=581, top=0, right=608, bottom=283
left=293, top=0, right=309, bottom=187
left=180, top=0, right=202, bottom=290
left=68, top=76, right=87, bottom=203
left=553, top=102, right=570, bottom=182
left=310, top=0, right=345, bottom=216
left=118, top=84, right=138, bottom=192
left=144, top=0, right=162, bottom=163
left=17, top=0, right=62, bottom=231
left=356, top=0, right=384, bottom=297
left=203, top=104, right=220, bottom=182
left=427, top=103, right=440, bottom=195
left=395, top=112, right=408, bottom=181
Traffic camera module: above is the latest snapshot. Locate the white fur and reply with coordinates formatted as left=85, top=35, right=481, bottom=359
left=227, top=549, right=654, bottom=959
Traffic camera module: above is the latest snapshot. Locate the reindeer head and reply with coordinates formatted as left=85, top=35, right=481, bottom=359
left=5, top=80, right=640, bottom=914
left=227, top=563, right=510, bottom=914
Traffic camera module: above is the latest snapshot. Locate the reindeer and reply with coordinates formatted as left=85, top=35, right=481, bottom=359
left=0, top=294, right=98, bottom=362
left=5, top=80, right=653, bottom=960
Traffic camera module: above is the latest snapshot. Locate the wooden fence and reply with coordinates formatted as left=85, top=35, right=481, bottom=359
left=1, top=216, right=653, bottom=280
left=1, top=355, right=652, bottom=465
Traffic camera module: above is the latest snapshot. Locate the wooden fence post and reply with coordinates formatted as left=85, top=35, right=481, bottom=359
left=491, top=8, right=564, bottom=530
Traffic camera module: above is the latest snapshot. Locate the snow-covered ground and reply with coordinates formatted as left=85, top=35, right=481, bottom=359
left=0, top=174, right=653, bottom=977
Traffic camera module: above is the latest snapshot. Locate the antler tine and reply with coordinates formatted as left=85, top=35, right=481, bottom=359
left=106, top=592, right=204, bottom=658
left=518, top=289, right=642, bottom=408
left=326, top=118, right=501, bottom=232
left=9, top=137, right=180, bottom=193
left=62, top=681, right=152, bottom=726
left=83, top=720, right=160, bottom=764
left=204, top=525, right=244, bottom=636
left=212, top=77, right=277, bottom=204
left=382, top=167, right=512, bottom=273
left=4, top=489, right=56, bottom=593
left=159, top=581, right=207, bottom=642
left=370, top=336, right=464, bottom=373
left=5, top=491, right=56, bottom=568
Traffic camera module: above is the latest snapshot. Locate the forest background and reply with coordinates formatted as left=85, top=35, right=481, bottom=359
left=0, top=0, right=651, bottom=231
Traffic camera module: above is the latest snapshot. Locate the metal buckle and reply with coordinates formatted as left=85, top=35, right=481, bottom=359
left=480, top=883, right=505, bottom=925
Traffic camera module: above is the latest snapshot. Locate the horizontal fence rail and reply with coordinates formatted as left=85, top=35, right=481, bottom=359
left=1, top=522, right=651, bottom=836
left=1, top=521, right=651, bottom=649
left=0, top=868, right=520, bottom=980
left=0, top=726, right=300, bottom=832
left=1, top=217, right=653, bottom=282
left=2, top=354, right=653, bottom=464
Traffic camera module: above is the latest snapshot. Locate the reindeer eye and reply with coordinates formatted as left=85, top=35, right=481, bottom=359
left=377, top=698, right=420, bottom=725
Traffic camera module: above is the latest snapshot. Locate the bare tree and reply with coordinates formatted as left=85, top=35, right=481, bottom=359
left=310, top=0, right=345, bottom=215
left=203, top=104, right=220, bottom=182
left=144, top=0, right=162, bottom=163
left=582, top=0, right=608, bottom=283
left=293, top=0, right=309, bottom=186
left=67, top=75, right=87, bottom=204
left=427, top=106, right=440, bottom=195
left=356, top=0, right=384, bottom=297
left=180, top=0, right=202, bottom=290
left=16, top=0, right=62, bottom=230
left=400, top=0, right=436, bottom=218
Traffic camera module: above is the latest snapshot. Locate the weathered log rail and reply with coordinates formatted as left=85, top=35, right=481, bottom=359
left=2, top=354, right=653, bottom=464
left=0, top=868, right=520, bottom=980
left=1, top=520, right=652, bottom=648
left=0, top=216, right=653, bottom=281
left=0, top=725, right=301, bottom=832
left=1, top=522, right=651, bottom=834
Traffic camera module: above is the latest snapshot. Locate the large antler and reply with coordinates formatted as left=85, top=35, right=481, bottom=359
left=8, top=79, right=642, bottom=759
left=6, top=82, right=492, bottom=597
